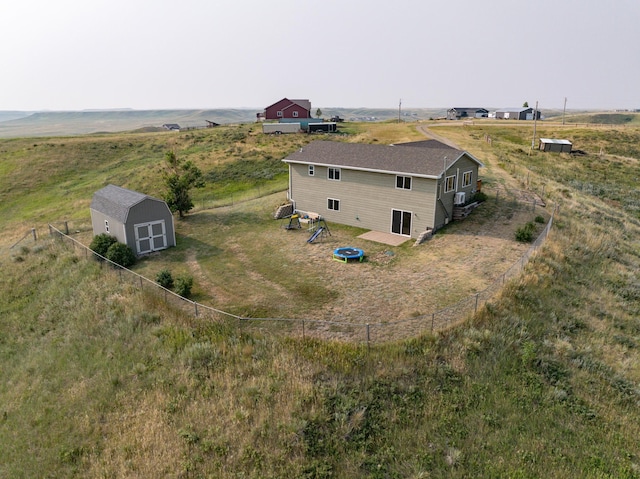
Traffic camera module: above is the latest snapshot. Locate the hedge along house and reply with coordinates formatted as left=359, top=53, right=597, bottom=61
left=90, top=184, right=176, bottom=256
left=282, top=140, right=484, bottom=239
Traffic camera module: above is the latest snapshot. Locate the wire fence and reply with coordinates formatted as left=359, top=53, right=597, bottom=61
left=44, top=202, right=556, bottom=347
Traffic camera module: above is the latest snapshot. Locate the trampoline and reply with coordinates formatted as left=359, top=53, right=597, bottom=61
left=333, top=247, right=364, bottom=263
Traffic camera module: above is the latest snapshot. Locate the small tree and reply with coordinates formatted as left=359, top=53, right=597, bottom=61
left=163, top=151, right=205, bottom=218
left=316, top=108, right=322, bottom=119
left=523, top=101, right=529, bottom=108
left=156, top=269, right=174, bottom=289
left=105, top=242, right=136, bottom=268
left=175, top=275, right=194, bottom=298
left=90, top=233, right=118, bottom=258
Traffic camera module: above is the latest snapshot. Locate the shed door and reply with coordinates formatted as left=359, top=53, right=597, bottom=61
left=134, top=220, right=167, bottom=255
left=391, top=209, right=412, bottom=236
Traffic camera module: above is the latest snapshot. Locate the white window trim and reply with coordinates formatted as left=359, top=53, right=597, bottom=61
left=444, top=174, right=456, bottom=193
left=327, top=198, right=340, bottom=211
left=308, top=165, right=315, bottom=176
left=277, top=111, right=283, bottom=117
left=293, top=111, right=299, bottom=117
left=328, top=167, right=341, bottom=181
left=396, top=175, right=412, bottom=190
left=462, top=170, right=473, bottom=188
left=104, top=220, right=110, bottom=233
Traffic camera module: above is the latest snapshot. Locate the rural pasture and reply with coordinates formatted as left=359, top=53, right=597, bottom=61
left=2, top=116, right=640, bottom=478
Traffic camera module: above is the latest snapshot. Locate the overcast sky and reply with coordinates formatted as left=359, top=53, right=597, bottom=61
left=2, top=0, right=639, bottom=111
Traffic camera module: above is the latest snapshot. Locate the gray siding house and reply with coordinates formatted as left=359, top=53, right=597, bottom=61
left=446, top=108, right=489, bottom=120
left=90, top=184, right=176, bottom=256
left=282, top=140, right=484, bottom=239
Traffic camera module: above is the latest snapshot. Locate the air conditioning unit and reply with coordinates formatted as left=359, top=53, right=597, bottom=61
left=454, top=192, right=466, bottom=206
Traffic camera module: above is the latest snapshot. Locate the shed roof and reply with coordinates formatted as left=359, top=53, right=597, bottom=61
left=539, top=138, right=572, bottom=145
left=496, top=107, right=532, bottom=113
left=90, top=184, right=155, bottom=223
left=283, top=141, right=483, bottom=179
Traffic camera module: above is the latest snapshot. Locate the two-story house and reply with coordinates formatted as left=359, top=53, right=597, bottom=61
left=282, top=140, right=484, bottom=239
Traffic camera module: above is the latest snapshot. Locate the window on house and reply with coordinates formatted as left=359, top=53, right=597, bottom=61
left=445, top=175, right=456, bottom=193
left=308, top=165, right=315, bottom=176
left=277, top=111, right=283, bottom=117
left=104, top=220, right=109, bottom=233
left=462, top=171, right=473, bottom=188
left=293, top=111, right=299, bottom=117
left=327, top=198, right=340, bottom=211
left=328, top=167, right=341, bottom=181
left=396, top=175, right=412, bottom=190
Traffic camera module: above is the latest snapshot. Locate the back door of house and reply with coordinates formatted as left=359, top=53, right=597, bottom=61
left=134, top=220, right=167, bottom=254
left=391, top=209, right=412, bottom=236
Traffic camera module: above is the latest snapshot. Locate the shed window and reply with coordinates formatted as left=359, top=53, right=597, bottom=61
left=327, top=198, right=340, bottom=211
left=396, top=175, right=412, bottom=190
left=308, top=165, right=315, bottom=176
left=445, top=175, right=456, bottom=193
left=328, top=167, right=341, bottom=181
left=104, top=220, right=109, bottom=233
left=462, top=171, right=473, bottom=187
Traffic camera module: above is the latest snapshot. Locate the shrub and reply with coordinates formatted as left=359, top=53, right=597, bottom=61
left=175, top=275, right=194, bottom=298
left=535, top=215, right=545, bottom=224
left=515, top=222, right=536, bottom=243
left=105, top=242, right=136, bottom=268
left=90, top=233, right=118, bottom=257
left=156, top=269, right=174, bottom=289
left=472, top=191, right=488, bottom=203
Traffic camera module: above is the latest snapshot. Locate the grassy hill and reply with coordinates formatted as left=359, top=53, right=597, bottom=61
left=1, top=121, right=640, bottom=477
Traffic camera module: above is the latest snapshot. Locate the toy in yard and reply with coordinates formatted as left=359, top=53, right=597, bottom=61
left=283, top=214, right=301, bottom=230
left=333, top=247, right=364, bottom=263
left=307, top=217, right=331, bottom=243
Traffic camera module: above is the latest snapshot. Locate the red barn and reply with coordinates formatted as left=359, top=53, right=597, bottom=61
left=264, top=98, right=312, bottom=120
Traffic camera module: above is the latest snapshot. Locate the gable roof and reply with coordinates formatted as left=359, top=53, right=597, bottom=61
left=448, top=107, right=489, bottom=113
left=496, top=107, right=532, bottom=113
left=90, top=184, right=157, bottom=223
left=283, top=141, right=483, bottom=179
left=265, top=98, right=311, bottom=111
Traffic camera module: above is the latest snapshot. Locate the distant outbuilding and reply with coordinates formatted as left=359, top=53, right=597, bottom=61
left=539, top=138, right=572, bottom=153
left=495, top=108, right=541, bottom=120
left=90, top=184, right=176, bottom=256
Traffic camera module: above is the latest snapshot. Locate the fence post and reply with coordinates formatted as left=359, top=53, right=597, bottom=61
left=431, top=313, right=435, bottom=332
left=194, top=302, right=198, bottom=317
left=366, top=324, right=370, bottom=352
left=475, top=293, right=479, bottom=314
left=31, top=228, right=37, bottom=242
left=302, top=319, right=305, bottom=339
left=64, top=221, right=69, bottom=235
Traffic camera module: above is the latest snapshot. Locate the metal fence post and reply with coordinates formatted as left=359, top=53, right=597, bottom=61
left=366, top=324, right=370, bottom=351
left=302, top=320, right=305, bottom=339
left=194, top=302, right=199, bottom=317
left=475, top=293, right=479, bottom=314
left=431, top=313, right=435, bottom=332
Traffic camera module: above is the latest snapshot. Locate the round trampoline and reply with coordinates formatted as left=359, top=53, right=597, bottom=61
left=333, top=247, right=364, bottom=263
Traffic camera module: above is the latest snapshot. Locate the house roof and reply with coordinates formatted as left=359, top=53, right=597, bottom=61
left=283, top=141, right=483, bottom=179
left=90, top=184, right=155, bottom=223
left=448, top=107, right=489, bottom=112
left=265, top=98, right=311, bottom=112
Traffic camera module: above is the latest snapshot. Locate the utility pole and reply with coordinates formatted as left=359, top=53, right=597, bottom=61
left=398, top=98, right=402, bottom=123
left=531, top=100, right=539, bottom=151
left=562, top=97, right=567, bottom=125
